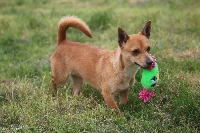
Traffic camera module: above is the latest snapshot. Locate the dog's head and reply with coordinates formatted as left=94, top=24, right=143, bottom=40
left=118, top=21, right=152, bottom=69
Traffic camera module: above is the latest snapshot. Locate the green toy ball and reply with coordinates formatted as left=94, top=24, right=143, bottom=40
left=139, top=55, right=159, bottom=102
left=141, top=55, right=159, bottom=90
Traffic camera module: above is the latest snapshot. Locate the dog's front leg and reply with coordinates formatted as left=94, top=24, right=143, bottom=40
left=101, top=89, right=120, bottom=114
left=119, top=78, right=134, bottom=104
left=119, top=89, right=129, bottom=105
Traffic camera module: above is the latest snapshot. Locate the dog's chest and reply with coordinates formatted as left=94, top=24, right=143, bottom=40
left=111, top=77, right=132, bottom=94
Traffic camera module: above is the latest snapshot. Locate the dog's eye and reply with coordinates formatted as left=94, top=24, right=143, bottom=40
left=147, top=46, right=150, bottom=53
left=132, top=49, right=140, bottom=55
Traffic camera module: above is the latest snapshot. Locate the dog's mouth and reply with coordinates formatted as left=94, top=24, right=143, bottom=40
left=134, top=62, right=149, bottom=69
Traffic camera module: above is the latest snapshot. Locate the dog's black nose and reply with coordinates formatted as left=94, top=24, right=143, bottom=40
left=146, top=59, right=153, bottom=66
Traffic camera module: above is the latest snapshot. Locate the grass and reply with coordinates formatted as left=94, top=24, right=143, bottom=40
left=0, top=0, right=200, bottom=132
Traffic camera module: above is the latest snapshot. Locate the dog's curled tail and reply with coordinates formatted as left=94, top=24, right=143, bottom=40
left=57, top=16, right=92, bottom=44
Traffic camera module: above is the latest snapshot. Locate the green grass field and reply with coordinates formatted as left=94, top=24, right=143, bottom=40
left=0, top=0, right=199, bottom=132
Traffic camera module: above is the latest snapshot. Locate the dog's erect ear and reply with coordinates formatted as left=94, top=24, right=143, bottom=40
left=141, top=20, right=151, bottom=39
left=118, top=27, right=129, bottom=47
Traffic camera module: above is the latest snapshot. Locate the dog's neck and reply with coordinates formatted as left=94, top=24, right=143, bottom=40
left=113, top=47, right=139, bottom=78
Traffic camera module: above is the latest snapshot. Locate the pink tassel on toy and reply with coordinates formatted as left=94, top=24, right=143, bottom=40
left=139, top=89, right=155, bottom=102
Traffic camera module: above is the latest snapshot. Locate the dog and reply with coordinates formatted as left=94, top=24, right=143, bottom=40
left=51, top=16, right=152, bottom=114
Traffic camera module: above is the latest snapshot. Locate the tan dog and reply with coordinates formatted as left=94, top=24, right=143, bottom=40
left=51, top=16, right=153, bottom=114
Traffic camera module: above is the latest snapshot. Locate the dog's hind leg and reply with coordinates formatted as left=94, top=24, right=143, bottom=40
left=51, top=76, right=57, bottom=94
left=51, top=54, right=69, bottom=96
left=71, top=74, right=83, bottom=96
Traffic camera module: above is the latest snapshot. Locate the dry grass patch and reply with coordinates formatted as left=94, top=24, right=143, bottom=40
left=167, top=49, right=200, bottom=61
left=174, top=72, right=200, bottom=94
